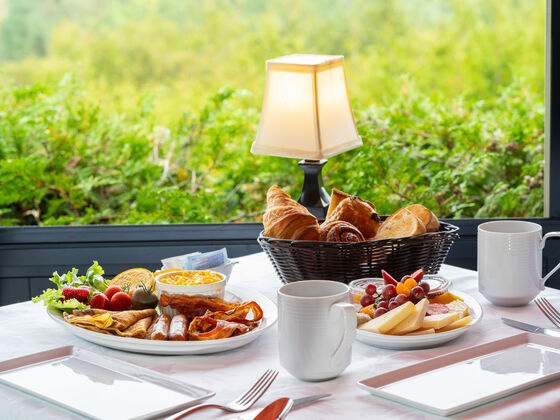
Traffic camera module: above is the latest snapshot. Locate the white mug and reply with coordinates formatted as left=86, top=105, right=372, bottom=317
left=277, top=280, right=356, bottom=381
left=478, top=221, right=560, bottom=306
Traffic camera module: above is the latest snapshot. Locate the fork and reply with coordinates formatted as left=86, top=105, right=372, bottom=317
left=164, top=369, right=279, bottom=419
left=535, top=297, right=560, bottom=328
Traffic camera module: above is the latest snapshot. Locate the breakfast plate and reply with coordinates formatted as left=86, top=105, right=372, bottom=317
left=47, top=285, right=277, bottom=355
left=355, top=290, right=482, bottom=350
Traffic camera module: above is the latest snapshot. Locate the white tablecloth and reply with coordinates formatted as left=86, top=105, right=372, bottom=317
left=1, top=252, right=560, bottom=420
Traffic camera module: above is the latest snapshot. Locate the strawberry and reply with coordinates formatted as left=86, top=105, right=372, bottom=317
left=104, top=285, right=122, bottom=301
left=62, top=286, right=91, bottom=303
left=411, top=268, right=424, bottom=282
left=110, top=292, right=132, bottom=311
left=381, top=269, right=398, bottom=286
left=87, top=292, right=110, bottom=309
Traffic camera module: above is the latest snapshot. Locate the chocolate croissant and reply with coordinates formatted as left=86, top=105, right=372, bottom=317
left=263, top=186, right=320, bottom=241
left=327, top=196, right=381, bottom=239
left=319, top=219, right=365, bottom=242
left=326, top=188, right=377, bottom=219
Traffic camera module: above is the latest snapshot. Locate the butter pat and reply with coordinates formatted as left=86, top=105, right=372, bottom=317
left=405, top=328, right=435, bottom=336
left=422, top=311, right=460, bottom=330
left=438, top=315, right=472, bottom=332
left=359, top=301, right=415, bottom=334
left=389, top=298, right=429, bottom=335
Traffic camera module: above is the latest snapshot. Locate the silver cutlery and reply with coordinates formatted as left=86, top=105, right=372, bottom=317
left=502, top=317, right=560, bottom=338
left=236, top=393, right=331, bottom=420
left=535, top=297, right=560, bottom=328
left=165, top=369, right=279, bottom=419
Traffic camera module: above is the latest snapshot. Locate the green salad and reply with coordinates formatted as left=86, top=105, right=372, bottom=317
left=32, top=261, right=109, bottom=312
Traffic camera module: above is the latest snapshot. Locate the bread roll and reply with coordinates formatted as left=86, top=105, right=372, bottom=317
left=406, top=204, right=440, bottom=232
left=327, top=196, right=381, bottom=239
left=263, top=186, right=320, bottom=241
left=326, top=188, right=376, bottom=219
left=319, top=220, right=365, bottom=242
left=374, top=208, right=427, bottom=240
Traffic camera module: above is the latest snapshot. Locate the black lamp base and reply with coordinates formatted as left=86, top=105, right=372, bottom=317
left=297, top=159, right=330, bottom=219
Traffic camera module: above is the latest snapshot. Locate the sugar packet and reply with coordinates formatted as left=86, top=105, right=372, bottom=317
left=184, top=248, right=228, bottom=270
left=161, top=252, right=201, bottom=270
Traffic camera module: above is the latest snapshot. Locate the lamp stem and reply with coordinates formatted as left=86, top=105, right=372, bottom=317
left=297, top=159, right=330, bottom=219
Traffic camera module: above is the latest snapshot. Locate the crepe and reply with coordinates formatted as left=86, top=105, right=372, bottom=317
left=63, top=308, right=156, bottom=338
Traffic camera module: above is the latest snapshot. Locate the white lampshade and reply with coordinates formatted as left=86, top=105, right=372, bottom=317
left=251, top=54, right=362, bottom=160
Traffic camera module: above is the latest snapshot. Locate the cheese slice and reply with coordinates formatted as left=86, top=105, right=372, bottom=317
left=422, top=311, right=460, bottom=330
left=446, top=300, right=470, bottom=318
left=438, top=315, right=473, bottom=332
left=388, top=298, right=429, bottom=335
left=359, top=301, right=415, bottom=334
left=405, top=328, right=435, bottom=336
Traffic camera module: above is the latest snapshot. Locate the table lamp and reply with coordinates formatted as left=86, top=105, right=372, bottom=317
left=251, top=54, right=362, bottom=219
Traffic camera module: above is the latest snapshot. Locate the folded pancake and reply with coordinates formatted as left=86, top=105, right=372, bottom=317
left=159, top=294, right=240, bottom=318
left=63, top=308, right=156, bottom=338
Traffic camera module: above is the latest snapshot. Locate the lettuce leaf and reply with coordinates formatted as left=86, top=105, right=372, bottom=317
left=49, top=261, right=108, bottom=292
left=32, top=288, right=89, bottom=313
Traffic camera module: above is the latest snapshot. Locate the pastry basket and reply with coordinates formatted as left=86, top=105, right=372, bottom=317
left=258, top=221, right=459, bottom=284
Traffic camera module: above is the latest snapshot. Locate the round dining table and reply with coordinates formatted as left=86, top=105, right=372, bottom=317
left=1, top=252, right=560, bottom=420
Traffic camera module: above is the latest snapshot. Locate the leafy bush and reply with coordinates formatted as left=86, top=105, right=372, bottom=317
left=0, top=75, right=543, bottom=225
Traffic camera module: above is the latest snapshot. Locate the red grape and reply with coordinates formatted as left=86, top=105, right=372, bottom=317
left=360, top=294, right=374, bottom=307
left=409, top=286, right=426, bottom=304
left=377, top=300, right=388, bottom=310
left=401, top=275, right=412, bottom=283
left=373, top=307, right=388, bottom=318
left=419, top=281, right=430, bottom=295
left=395, top=293, right=409, bottom=305
left=382, top=284, right=397, bottom=301
left=388, top=301, right=400, bottom=310
left=365, top=284, right=377, bottom=296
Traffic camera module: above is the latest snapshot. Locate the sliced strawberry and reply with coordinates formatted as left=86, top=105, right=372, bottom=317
left=62, top=286, right=91, bottom=303
left=381, top=269, right=398, bottom=286
left=411, top=268, right=424, bottom=282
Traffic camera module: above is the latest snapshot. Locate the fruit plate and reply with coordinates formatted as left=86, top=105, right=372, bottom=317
left=47, top=285, right=277, bottom=355
left=355, top=290, right=483, bottom=350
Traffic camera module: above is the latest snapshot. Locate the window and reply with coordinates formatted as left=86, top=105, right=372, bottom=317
left=0, top=0, right=548, bottom=226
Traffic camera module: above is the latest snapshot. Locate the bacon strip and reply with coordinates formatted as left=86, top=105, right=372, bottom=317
left=187, top=317, right=251, bottom=341
left=159, top=294, right=239, bottom=318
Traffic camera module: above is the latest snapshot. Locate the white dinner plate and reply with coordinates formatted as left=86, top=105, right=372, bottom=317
left=47, top=285, right=277, bottom=355
left=355, top=290, right=482, bottom=350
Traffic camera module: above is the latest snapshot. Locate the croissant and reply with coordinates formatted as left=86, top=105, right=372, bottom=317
left=327, top=196, right=381, bottom=239
left=263, top=186, right=320, bottom=241
left=326, top=188, right=377, bottom=219
left=319, top=219, right=365, bottom=242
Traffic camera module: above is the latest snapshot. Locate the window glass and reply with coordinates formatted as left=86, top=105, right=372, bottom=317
left=0, top=0, right=545, bottom=225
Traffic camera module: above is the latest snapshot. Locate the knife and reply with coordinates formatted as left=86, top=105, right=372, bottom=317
left=235, top=394, right=331, bottom=420
left=502, top=317, right=560, bottom=337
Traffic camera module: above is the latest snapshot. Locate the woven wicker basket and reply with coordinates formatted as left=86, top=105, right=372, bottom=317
left=258, top=221, right=459, bottom=284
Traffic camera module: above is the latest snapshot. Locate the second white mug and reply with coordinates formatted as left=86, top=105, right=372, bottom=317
left=277, top=280, right=356, bottom=381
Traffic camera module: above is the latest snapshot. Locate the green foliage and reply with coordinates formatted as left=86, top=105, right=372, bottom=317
left=0, top=0, right=546, bottom=224
left=0, top=76, right=543, bottom=225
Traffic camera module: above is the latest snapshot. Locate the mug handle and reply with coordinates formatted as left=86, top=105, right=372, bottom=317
left=541, top=232, right=560, bottom=285
left=330, top=302, right=356, bottom=368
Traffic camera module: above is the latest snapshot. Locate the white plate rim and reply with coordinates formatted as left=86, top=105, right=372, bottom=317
left=47, top=284, right=277, bottom=355
left=355, top=290, right=483, bottom=349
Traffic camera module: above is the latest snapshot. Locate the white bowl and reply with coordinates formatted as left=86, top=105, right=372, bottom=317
left=155, top=270, right=227, bottom=317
